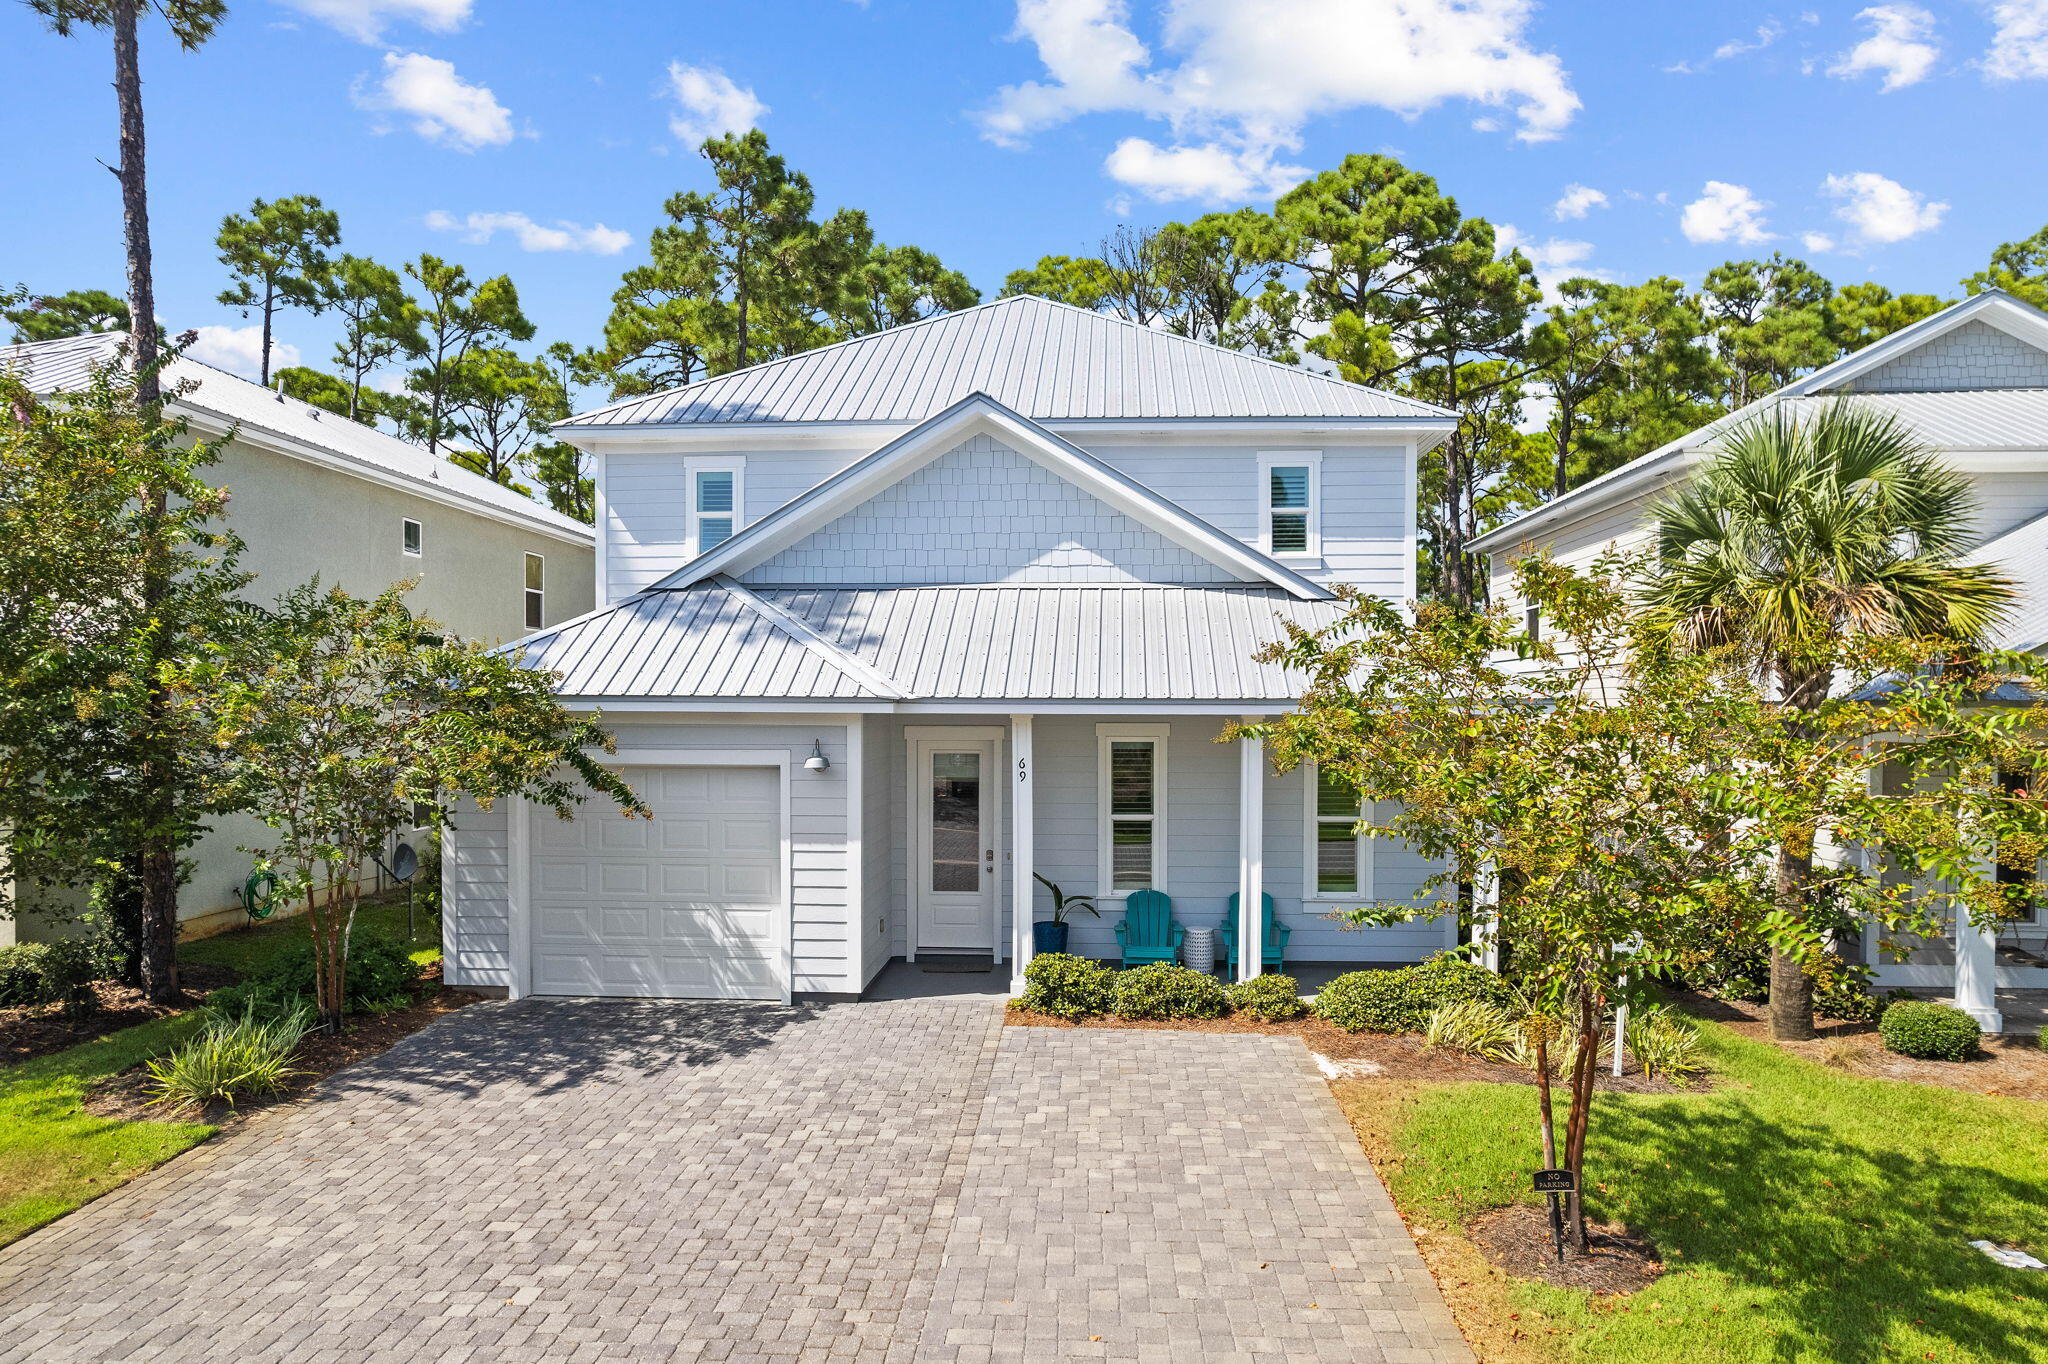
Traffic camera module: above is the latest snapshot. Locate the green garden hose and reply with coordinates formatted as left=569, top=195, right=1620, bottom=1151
left=241, top=870, right=280, bottom=920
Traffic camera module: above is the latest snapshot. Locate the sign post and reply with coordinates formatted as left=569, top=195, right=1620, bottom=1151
left=1533, top=1168, right=1577, bottom=1261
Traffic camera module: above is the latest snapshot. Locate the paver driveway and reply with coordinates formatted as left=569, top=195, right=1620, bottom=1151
left=0, top=995, right=1469, bottom=1364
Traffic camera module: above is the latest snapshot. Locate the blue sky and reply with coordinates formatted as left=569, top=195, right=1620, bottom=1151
left=4, top=1, right=2044, bottom=391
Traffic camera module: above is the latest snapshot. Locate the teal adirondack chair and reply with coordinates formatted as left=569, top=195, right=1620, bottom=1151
left=1221, top=892, right=1290, bottom=973
left=1114, top=889, right=1185, bottom=968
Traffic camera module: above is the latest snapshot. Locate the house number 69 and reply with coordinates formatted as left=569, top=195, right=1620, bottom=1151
left=1017, top=757, right=1028, bottom=782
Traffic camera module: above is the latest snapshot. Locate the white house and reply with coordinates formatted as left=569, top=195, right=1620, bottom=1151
left=1472, top=288, right=2048, bottom=1032
left=440, top=295, right=1462, bottom=1002
left=0, top=331, right=595, bottom=943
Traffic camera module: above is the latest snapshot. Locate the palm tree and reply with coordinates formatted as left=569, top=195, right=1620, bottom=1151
left=1644, top=400, right=2015, bottom=1041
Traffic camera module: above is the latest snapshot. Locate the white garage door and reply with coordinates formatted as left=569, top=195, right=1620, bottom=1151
left=529, top=766, right=785, bottom=1000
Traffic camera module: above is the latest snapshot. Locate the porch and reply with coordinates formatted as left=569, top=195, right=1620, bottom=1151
left=858, top=710, right=1457, bottom=996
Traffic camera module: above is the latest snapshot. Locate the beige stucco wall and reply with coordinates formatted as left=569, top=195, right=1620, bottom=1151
left=1, top=437, right=594, bottom=948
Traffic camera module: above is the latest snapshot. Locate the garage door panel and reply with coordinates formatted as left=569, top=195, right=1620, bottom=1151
left=528, top=764, right=785, bottom=1001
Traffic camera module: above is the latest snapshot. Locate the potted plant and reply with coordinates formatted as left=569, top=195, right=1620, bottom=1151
left=1032, top=873, right=1100, bottom=955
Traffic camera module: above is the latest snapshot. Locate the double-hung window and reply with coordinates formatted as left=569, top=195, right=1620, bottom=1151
left=523, top=553, right=545, bottom=630
left=1258, top=451, right=1321, bottom=558
left=1098, top=724, right=1168, bottom=893
left=685, top=457, right=745, bottom=557
left=1309, top=765, right=1375, bottom=899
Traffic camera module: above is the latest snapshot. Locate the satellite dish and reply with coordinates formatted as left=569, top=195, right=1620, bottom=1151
left=373, top=841, right=419, bottom=884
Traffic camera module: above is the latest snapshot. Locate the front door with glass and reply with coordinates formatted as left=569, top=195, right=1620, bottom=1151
left=911, top=738, right=998, bottom=954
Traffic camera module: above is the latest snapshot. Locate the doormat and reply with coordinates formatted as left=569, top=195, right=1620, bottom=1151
left=920, top=961, right=994, bottom=974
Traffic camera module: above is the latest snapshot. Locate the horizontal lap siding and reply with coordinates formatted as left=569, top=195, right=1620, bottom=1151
left=602, top=450, right=851, bottom=600
left=443, top=797, right=511, bottom=988
left=1088, top=443, right=1410, bottom=596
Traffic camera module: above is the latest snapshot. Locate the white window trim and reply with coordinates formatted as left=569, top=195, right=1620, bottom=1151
left=524, top=552, right=545, bottom=630
left=685, top=455, right=747, bottom=559
left=1257, top=450, right=1322, bottom=562
left=401, top=517, right=423, bottom=557
left=1096, top=722, right=1170, bottom=899
left=1303, top=763, right=1376, bottom=903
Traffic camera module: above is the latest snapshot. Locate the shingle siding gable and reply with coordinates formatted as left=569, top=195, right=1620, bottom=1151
left=736, top=434, right=1241, bottom=586
left=1839, top=320, right=2048, bottom=393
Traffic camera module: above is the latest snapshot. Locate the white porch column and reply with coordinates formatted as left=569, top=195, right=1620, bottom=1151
left=1471, top=862, right=1501, bottom=972
left=1237, top=726, right=1265, bottom=982
left=1009, top=714, right=1036, bottom=994
left=1954, top=904, right=2004, bottom=1034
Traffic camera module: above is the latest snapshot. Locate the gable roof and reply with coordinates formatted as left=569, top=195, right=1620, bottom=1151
left=1969, top=508, right=2048, bottom=655
left=0, top=331, right=592, bottom=543
left=650, top=392, right=1335, bottom=600
left=1471, top=290, right=2048, bottom=556
left=518, top=582, right=1347, bottom=706
left=555, top=294, right=1455, bottom=429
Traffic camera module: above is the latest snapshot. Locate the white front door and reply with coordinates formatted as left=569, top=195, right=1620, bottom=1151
left=911, top=738, right=998, bottom=954
left=528, top=765, right=785, bottom=1000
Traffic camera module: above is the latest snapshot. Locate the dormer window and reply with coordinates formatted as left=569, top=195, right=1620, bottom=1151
left=685, top=457, right=745, bottom=557
left=1258, top=452, right=1321, bottom=559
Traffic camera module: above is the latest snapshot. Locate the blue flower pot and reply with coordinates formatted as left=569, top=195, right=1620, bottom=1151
left=1032, top=921, right=1070, bottom=955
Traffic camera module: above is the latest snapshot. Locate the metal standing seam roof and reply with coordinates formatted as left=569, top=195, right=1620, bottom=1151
left=556, top=294, right=1453, bottom=428
left=1969, top=509, right=2048, bottom=654
left=0, top=331, right=593, bottom=541
left=520, top=583, right=1347, bottom=702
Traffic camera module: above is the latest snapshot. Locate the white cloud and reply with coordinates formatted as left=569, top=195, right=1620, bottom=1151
left=425, top=210, right=632, bottom=254
left=1984, top=1, right=2048, bottom=80
left=1102, top=137, right=1307, bottom=203
left=1496, top=222, right=1605, bottom=300
left=356, top=51, right=515, bottom=150
left=1551, top=183, right=1608, bottom=220
left=978, top=0, right=1580, bottom=204
left=1801, top=230, right=1838, bottom=252
left=1829, top=5, right=1941, bottom=90
left=665, top=62, right=767, bottom=144
left=1680, top=181, right=1773, bottom=244
left=1666, top=14, right=1813, bottom=73
left=1821, top=170, right=1948, bottom=243
left=187, top=324, right=301, bottom=380
left=273, top=0, right=469, bottom=42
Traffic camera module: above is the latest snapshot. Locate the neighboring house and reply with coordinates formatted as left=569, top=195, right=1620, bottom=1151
left=1471, top=288, right=2048, bottom=1031
left=0, top=331, right=595, bottom=944
left=442, top=294, right=1460, bottom=1002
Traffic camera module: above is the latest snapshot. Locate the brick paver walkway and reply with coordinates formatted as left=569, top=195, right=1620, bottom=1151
left=0, top=997, right=1469, bottom=1364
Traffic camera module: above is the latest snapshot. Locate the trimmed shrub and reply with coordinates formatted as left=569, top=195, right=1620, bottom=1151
left=251, top=928, right=422, bottom=1017
left=1225, top=974, right=1305, bottom=1022
left=1879, top=1000, right=1981, bottom=1061
left=1110, top=962, right=1228, bottom=1020
left=145, top=1004, right=312, bottom=1108
left=0, top=943, right=56, bottom=1007
left=0, top=940, right=104, bottom=1014
left=1015, top=953, right=1113, bottom=1020
left=1313, top=954, right=1511, bottom=1034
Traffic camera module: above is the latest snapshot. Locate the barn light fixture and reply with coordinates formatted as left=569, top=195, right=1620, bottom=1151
left=804, top=740, right=831, bottom=773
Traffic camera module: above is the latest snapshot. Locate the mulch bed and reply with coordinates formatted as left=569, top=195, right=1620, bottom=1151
left=1006, top=1008, right=1702, bottom=1093
left=1675, top=990, right=2048, bottom=1103
left=80, top=980, right=477, bottom=1128
left=0, top=964, right=240, bottom=1067
left=1465, top=1203, right=1664, bottom=1293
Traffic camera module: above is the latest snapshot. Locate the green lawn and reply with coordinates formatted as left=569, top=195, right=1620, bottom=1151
left=0, top=894, right=439, bottom=1249
left=0, top=1015, right=214, bottom=1246
left=179, top=893, right=440, bottom=976
left=1347, top=1021, right=2048, bottom=1362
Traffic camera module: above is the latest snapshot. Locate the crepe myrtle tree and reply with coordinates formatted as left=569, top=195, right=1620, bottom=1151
left=170, top=581, right=645, bottom=1032
left=1234, top=553, right=2048, bottom=1253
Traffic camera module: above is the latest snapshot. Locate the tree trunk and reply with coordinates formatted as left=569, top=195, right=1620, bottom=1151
left=112, top=0, right=157, bottom=404
left=113, top=0, right=180, bottom=1003
left=1770, top=841, right=1818, bottom=1040
left=1561, top=990, right=1602, bottom=1252
left=259, top=286, right=275, bottom=387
